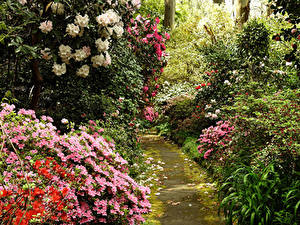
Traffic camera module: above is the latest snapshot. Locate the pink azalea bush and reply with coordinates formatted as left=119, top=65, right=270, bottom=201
left=197, top=120, right=234, bottom=159
left=143, top=106, right=158, bottom=122
left=0, top=104, right=150, bottom=225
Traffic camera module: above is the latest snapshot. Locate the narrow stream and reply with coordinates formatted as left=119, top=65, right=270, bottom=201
left=141, top=133, right=224, bottom=225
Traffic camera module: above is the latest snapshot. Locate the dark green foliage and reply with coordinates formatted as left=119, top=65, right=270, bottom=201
left=237, top=20, right=270, bottom=62
left=269, top=0, right=300, bottom=24
left=269, top=0, right=300, bottom=68
left=182, top=137, right=200, bottom=160
left=220, top=163, right=300, bottom=225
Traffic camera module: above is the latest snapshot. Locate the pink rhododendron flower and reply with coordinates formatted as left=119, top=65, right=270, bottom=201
left=143, top=86, right=149, bottom=92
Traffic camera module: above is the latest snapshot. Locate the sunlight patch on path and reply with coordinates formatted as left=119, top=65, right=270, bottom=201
left=141, top=133, right=224, bottom=225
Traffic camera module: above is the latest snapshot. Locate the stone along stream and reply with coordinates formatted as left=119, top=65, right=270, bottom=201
left=141, top=133, right=224, bottom=225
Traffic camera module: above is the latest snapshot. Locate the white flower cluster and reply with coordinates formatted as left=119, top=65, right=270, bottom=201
left=39, top=21, right=53, bottom=34
left=59, top=45, right=72, bottom=64
left=73, top=46, right=91, bottom=62
left=91, top=52, right=111, bottom=68
left=224, top=80, right=232, bottom=86
left=41, top=48, right=52, bottom=60
left=18, top=0, right=27, bottom=5
left=95, top=39, right=110, bottom=52
left=40, top=5, right=125, bottom=77
left=75, top=14, right=89, bottom=28
left=96, top=9, right=124, bottom=39
left=76, top=65, right=90, bottom=78
left=66, top=23, right=80, bottom=38
left=113, top=25, right=124, bottom=38
left=52, top=63, right=66, bottom=76
left=66, top=14, right=89, bottom=38
left=205, top=99, right=221, bottom=119
left=96, top=9, right=120, bottom=27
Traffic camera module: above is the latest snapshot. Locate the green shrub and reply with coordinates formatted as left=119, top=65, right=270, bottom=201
left=182, top=137, right=200, bottom=160
left=223, top=88, right=299, bottom=171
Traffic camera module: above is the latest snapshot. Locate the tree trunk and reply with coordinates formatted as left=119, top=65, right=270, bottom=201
left=213, top=0, right=224, bottom=4
left=164, top=0, right=176, bottom=30
left=30, top=33, right=43, bottom=111
left=235, top=0, right=251, bottom=28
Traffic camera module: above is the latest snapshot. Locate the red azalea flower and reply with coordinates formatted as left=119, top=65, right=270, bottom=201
left=207, top=83, right=211, bottom=86
left=33, top=187, right=45, bottom=197
left=195, top=85, right=201, bottom=90
left=201, top=83, right=206, bottom=87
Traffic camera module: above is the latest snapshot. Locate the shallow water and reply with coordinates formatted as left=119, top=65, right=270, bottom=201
left=141, top=133, right=225, bottom=225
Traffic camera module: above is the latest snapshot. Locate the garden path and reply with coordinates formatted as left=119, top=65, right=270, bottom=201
left=141, top=133, right=224, bottom=225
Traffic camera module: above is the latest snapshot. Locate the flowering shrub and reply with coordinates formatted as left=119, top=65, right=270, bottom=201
left=0, top=104, right=151, bottom=224
left=143, top=106, right=158, bottom=122
left=0, top=0, right=163, bottom=128
left=4, top=0, right=140, bottom=77
left=197, top=120, right=234, bottom=159
left=223, top=88, right=300, bottom=169
left=126, top=15, right=169, bottom=103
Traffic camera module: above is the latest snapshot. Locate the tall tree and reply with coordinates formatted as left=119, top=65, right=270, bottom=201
left=164, top=0, right=176, bottom=30
left=213, top=0, right=225, bottom=4
left=235, top=0, right=251, bottom=27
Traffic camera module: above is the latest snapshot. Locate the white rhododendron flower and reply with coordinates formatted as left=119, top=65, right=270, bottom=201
left=52, top=63, right=66, bottom=76
left=106, top=9, right=120, bottom=24
left=58, top=45, right=72, bottom=64
left=91, top=55, right=105, bottom=68
left=103, top=52, right=111, bottom=67
left=96, top=14, right=110, bottom=27
left=51, top=2, right=64, bottom=15
left=82, top=46, right=91, bottom=57
left=73, top=49, right=88, bottom=62
left=39, top=21, right=53, bottom=34
left=205, top=112, right=212, bottom=118
left=61, top=118, right=68, bottom=124
left=18, top=0, right=27, bottom=5
left=41, top=48, right=52, bottom=60
left=75, top=14, right=89, bottom=28
left=211, top=114, right=218, bottom=119
left=215, top=109, right=221, bottom=114
left=76, top=65, right=90, bottom=78
left=224, top=80, right=231, bottom=86
left=205, top=104, right=212, bottom=110
left=113, top=25, right=124, bottom=38
left=66, top=23, right=80, bottom=38
left=132, top=0, right=141, bottom=9
left=95, top=38, right=110, bottom=52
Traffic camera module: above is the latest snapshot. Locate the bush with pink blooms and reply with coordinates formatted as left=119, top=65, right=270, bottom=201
left=0, top=104, right=151, bottom=225
left=197, top=120, right=234, bottom=160
left=127, top=15, right=169, bottom=104
left=143, top=106, right=158, bottom=122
